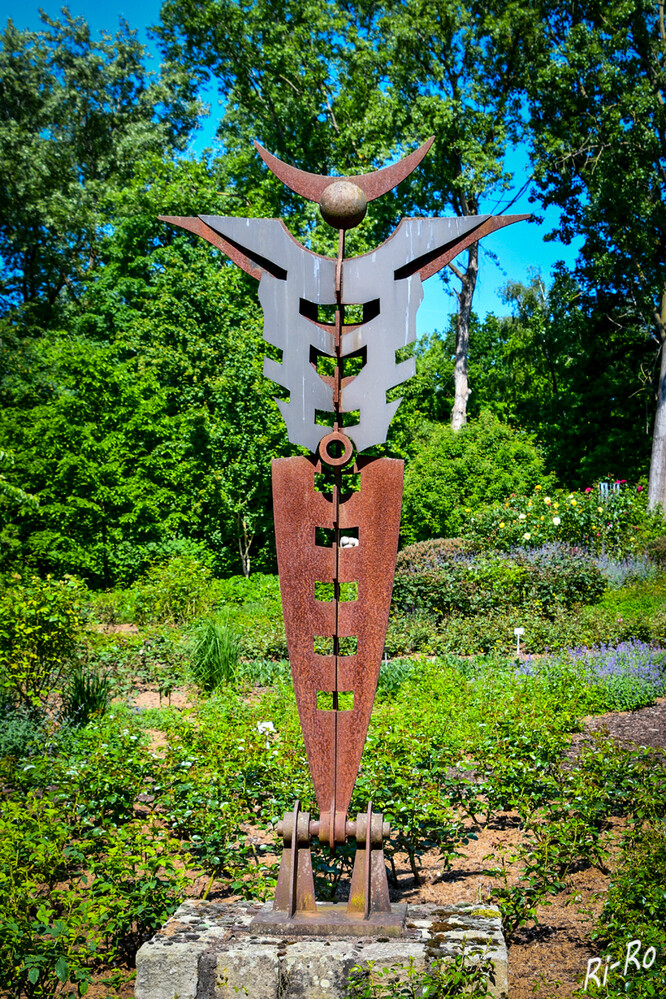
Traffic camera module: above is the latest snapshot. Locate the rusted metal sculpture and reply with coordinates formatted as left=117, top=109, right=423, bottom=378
left=161, top=139, right=527, bottom=933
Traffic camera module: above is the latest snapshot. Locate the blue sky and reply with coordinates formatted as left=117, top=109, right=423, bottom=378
left=2, top=1, right=583, bottom=333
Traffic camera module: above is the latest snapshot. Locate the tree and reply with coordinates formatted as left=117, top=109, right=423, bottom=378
left=0, top=10, right=199, bottom=326
left=510, top=0, right=666, bottom=505
left=373, top=0, right=538, bottom=429
left=473, top=275, right=654, bottom=484
left=0, top=153, right=290, bottom=584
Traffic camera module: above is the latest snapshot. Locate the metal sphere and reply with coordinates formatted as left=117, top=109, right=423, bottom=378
left=319, top=181, right=367, bottom=230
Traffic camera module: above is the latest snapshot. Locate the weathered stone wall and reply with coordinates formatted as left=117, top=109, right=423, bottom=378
left=135, top=900, right=508, bottom=999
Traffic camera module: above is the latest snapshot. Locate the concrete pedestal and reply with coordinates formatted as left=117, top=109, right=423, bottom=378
left=134, top=900, right=508, bottom=999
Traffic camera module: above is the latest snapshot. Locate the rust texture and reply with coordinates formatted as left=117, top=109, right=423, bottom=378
left=272, top=453, right=403, bottom=833
left=253, top=137, right=434, bottom=203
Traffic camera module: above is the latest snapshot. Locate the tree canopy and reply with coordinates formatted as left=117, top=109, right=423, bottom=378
left=0, top=3, right=663, bottom=584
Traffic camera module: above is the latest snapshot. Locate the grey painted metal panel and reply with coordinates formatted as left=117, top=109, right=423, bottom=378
left=199, top=214, right=491, bottom=453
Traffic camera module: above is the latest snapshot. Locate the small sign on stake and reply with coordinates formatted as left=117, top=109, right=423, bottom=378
left=514, top=626, right=525, bottom=657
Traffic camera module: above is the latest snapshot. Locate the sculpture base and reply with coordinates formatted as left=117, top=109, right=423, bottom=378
left=250, top=901, right=407, bottom=937
left=134, top=899, right=508, bottom=999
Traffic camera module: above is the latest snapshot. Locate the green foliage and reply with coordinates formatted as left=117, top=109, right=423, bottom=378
left=519, top=0, right=666, bottom=357
left=0, top=709, right=189, bottom=998
left=646, top=535, right=666, bottom=567
left=0, top=158, right=288, bottom=584
left=127, top=555, right=215, bottom=626
left=449, top=279, right=656, bottom=487
left=519, top=642, right=666, bottom=715
left=393, top=546, right=605, bottom=620
left=60, top=667, right=110, bottom=728
left=0, top=701, right=46, bottom=760
left=188, top=612, right=242, bottom=691
left=401, top=413, right=553, bottom=544
left=0, top=11, right=199, bottom=323
left=579, top=822, right=666, bottom=997
left=0, top=453, right=37, bottom=523
left=346, top=951, right=495, bottom=998
left=0, top=575, right=82, bottom=710
left=396, top=538, right=472, bottom=573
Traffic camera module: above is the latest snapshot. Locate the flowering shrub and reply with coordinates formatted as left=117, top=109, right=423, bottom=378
left=395, top=538, right=472, bottom=573
left=518, top=640, right=666, bottom=712
left=400, top=412, right=554, bottom=544
left=462, top=481, right=661, bottom=555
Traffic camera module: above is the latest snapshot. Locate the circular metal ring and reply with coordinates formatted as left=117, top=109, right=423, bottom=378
left=319, top=431, right=354, bottom=467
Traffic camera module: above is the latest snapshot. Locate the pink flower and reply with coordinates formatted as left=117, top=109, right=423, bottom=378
left=637, top=485, right=643, bottom=491
left=585, top=487, right=592, bottom=493
left=620, top=479, right=627, bottom=484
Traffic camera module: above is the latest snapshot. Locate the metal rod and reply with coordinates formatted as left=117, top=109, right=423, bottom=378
left=331, top=227, right=345, bottom=819
left=288, top=799, right=300, bottom=917
left=364, top=800, right=372, bottom=918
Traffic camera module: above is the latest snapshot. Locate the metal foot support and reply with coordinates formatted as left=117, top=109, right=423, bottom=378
left=273, top=800, right=316, bottom=916
left=347, top=801, right=391, bottom=916
left=267, top=799, right=392, bottom=931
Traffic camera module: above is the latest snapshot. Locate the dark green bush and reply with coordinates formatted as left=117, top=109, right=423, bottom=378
left=126, top=555, right=215, bottom=625
left=646, top=534, right=666, bottom=567
left=392, top=547, right=605, bottom=621
left=0, top=700, right=45, bottom=758
left=396, top=538, right=472, bottom=573
left=107, top=537, right=216, bottom=587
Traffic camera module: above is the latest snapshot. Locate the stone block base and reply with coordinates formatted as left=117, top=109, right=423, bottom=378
left=134, top=900, right=508, bottom=999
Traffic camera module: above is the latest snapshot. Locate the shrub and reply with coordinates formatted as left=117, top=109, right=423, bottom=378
left=593, top=552, right=659, bottom=589
left=573, top=640, right=666, bottom=711
left=392, top=546, right=604, bottom=621
left=0, top=700, right=46, bottom=758
left=586, top=822, right=666, bottom=996
left=464, top=481, right=661, bottom=555
left=107, top=537, right=216, bottom=587
left=0, top=574, right=83, bottom=710
left=396, top=538, right=472, bottom=573
left=237, top=658, right=291, bottom=686
left=519, top=641, right=666, bottom=712
left=646, top=534, right=666, bottom=567
left=214, top=573, right=282, bottom=608
left=401, top=411, right=554, bottom=544
left=126, top=555, right=215, bottom=625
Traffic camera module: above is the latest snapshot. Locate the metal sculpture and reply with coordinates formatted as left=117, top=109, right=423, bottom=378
left=161, top=138, right=527, bottom=933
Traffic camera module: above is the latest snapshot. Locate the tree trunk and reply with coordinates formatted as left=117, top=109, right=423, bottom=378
left=451, top=241, right=479, bottom=431
left=236, top=511, right=253, bottom=577
left=648, top=287, right=666, bottom=509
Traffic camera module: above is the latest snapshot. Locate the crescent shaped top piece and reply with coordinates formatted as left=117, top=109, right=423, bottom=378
left=254, top=137, right=435, bottom=203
